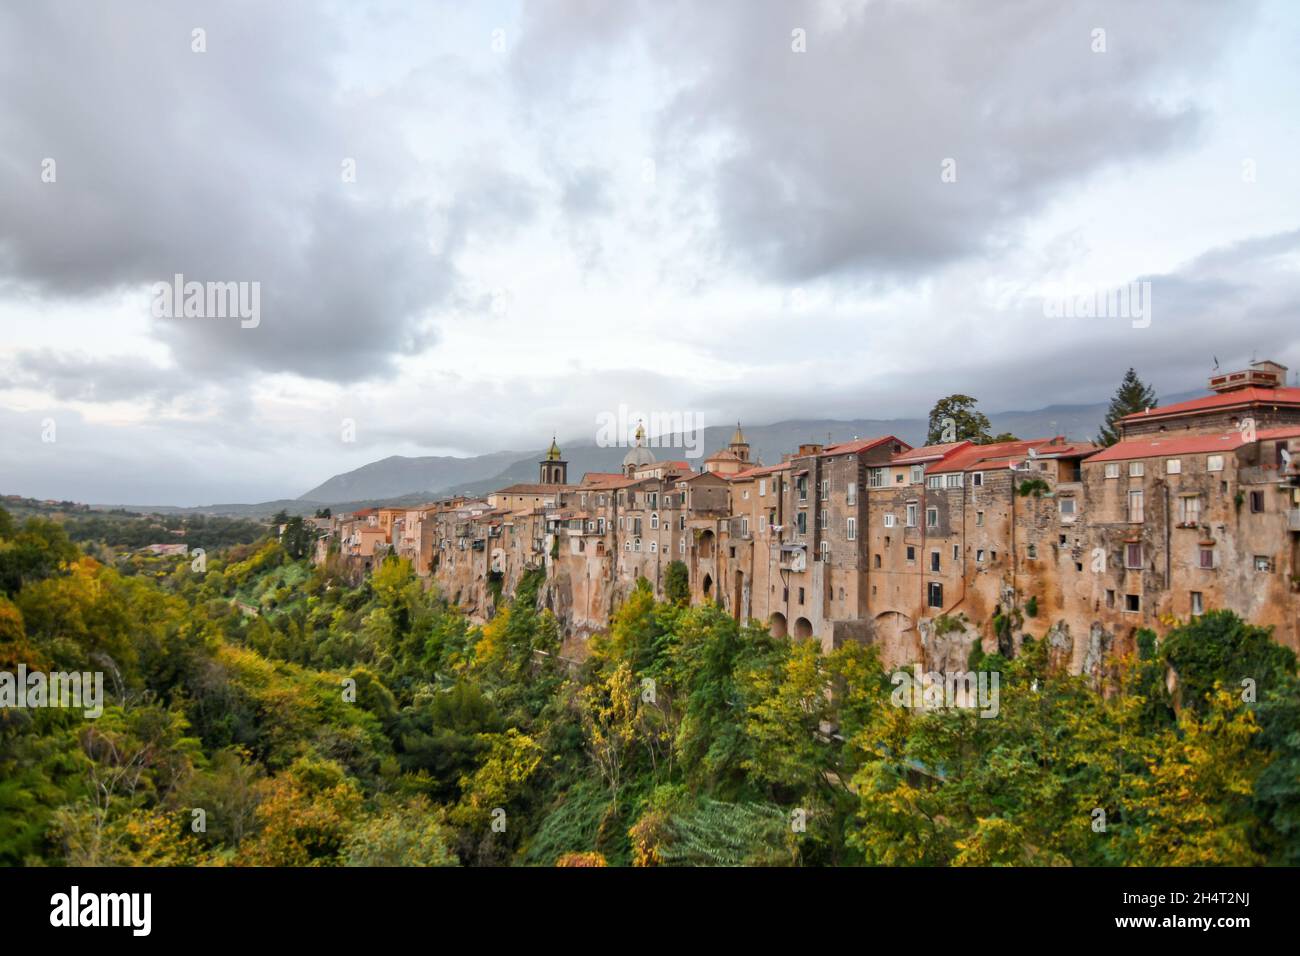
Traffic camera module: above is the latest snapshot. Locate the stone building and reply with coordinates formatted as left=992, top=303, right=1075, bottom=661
left=315, top=361, right=1300, bottom=671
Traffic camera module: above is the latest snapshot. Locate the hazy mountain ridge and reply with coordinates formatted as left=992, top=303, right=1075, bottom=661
left=87, top=390, right=1201, bottom=515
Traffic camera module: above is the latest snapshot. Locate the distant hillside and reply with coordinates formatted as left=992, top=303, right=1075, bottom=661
left=297, top=450, right=527, bottom=503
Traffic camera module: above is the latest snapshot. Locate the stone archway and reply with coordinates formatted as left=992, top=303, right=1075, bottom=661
left=794, top=616, right=813, bottom=639
left=702, top=573, right=713, bottom=599
left=770, top=612, right=788, bottom=638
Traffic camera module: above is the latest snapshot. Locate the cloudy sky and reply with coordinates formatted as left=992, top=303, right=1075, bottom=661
left=2, top=0, right=1298, bottom=505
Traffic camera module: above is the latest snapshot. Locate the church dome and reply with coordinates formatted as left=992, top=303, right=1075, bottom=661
left=623, top=444, right=656, bottom=468
left=623, top=421, right=656, bottom=469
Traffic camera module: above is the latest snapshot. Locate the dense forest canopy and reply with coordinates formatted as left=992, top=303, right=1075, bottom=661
left=1, top=504, right=1298, bottom=866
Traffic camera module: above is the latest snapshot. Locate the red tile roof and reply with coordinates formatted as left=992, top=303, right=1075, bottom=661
left=927, top=438, right=1068, bottom=474
left=1087, top=425, right=1300, bottom=463
left=729, top=461, right=790, bottom=481
left=1119, top=386, right=1300, bottom=424
left=820, top=435, right=909, bottom=456
left=492, top=483, right=569, bottom=495
left=1086, top=432, right=1247, bottom=463
left=890, top=441, right=971, bottom=464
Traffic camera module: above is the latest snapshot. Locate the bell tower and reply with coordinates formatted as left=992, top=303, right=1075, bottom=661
left=540, top=435, right=567, bottom=484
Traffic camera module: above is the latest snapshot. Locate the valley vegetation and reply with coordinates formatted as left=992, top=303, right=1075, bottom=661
left=2, top=505, right=1298, bottom=866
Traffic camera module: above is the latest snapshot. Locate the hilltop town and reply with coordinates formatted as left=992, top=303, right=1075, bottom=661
left=309, top=360, right=1300, bottom=676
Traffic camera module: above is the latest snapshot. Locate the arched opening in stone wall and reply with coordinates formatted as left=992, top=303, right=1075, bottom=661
left=770, top=612, right=788, bottom=638
left=698, top=530, right=715, bottom=559
left=702, top=573, right=713, bottom=599
left=794, top=616, right=813, bottom=639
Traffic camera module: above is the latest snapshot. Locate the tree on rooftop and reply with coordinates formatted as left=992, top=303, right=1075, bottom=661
left=926, top=395, right=993, bottom=445
left=1096, top=368, right=1158, bottom=447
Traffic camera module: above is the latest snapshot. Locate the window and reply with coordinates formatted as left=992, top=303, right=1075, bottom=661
left=742, top=490, right=749, bottom=500
left=1207, top=455, right=1224, bottom=473
left=1250, top=491, right=1265, bottom=513
left=927, top=475, right=943, bottom=490
left=798, top=587, right=805, bottom=605
left=1027, top=544, right=1038, bottom=559
left=1105, top=589, right=1115, bottom=608
left=1191, top=591, right=1204, bottom=616
left=945, top=474, right=962, bottom=489
left=846, top=517, right=857, bottom=540
left=868, top=468, right=884, bottom=488
left=1104, top=463, right=1120, bottom=479
left=1254, top=555, right=1273, bottom=572
left=952, top=544, right=959, bottom=561
left=759, top=479, right=766, bottom=497
left=1199, top=546, right=1215, bottom=569
left=797, top=476, right=808, bottom=501
left=1059, top=497, right=1076, bottom=516
left=649, top=540, right=657, bottom=553
left=910, top=465, right=924, bottom=484
left=847, top=483, right=856, bottom=506
left=926, top=507, right=938, bottom=529
left=1125, top=594, right=1141, bottom=612
left=821, top=540, right=830, bottom=561
left=625, top=540, right=632, bottom=551
left=758, top=515, right=767, bottom=533
left=976, top=549, right=985, bottom=562
left=874, top=554, right=881, bottom=568
left=930, top=551, right=940, bottom=572
left=976, top=511, right=985, bottom=527
left=1166, top=458, right=1181, bottom=475
left=1129, top=462, right=1145, bottom=477
left=927, top=582, right=943, bottom=608
left=972, top=472, right=984, bottom=487
left=820, top=480, right=829, bottom=501
left=1128, top=490, right=1145, bottom=523
left=650, top=512, right=659, bottom=529
left=818, top=508, right=829, bottom=529
left=680, top=537, right=686, bottom=554
left=633, top=537, right=641, bottom=552
left=1178, top=495, right=1200, bottom=525
left=741, top=517, right=749, bottom=536
left=797, top=512, right=807, bottom=534
left=883, top=513, right=897, bottom=528
left=679, top=516, right=686, bottom=530
left=906, top=503, right=918, bottom=527
left=1125, top=543, right=1143, bottom=569
left=906, top=545, right=916, bottom=562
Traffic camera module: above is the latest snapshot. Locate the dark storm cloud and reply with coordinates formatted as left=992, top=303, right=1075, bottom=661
left=0, top=0, right=524, bottom=382
left=513, top=0, right=1254, bottom=283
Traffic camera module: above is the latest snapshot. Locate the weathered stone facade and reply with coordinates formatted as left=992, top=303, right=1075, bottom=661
left=312, top=362, right=1300, bottom=674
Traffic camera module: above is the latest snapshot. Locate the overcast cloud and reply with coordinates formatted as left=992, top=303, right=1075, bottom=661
left=1, top=0, right=1298, bottom=505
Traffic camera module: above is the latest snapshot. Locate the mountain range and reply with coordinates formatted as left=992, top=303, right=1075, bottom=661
left=96, top=390, right=1199, bottom=517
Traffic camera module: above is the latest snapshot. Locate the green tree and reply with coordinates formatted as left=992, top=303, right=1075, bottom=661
left=663, top=561, right=690, bottom=605
left=1096, top=367, right=1158, bottom=446
left=926, top=395, right=992, bottom=445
